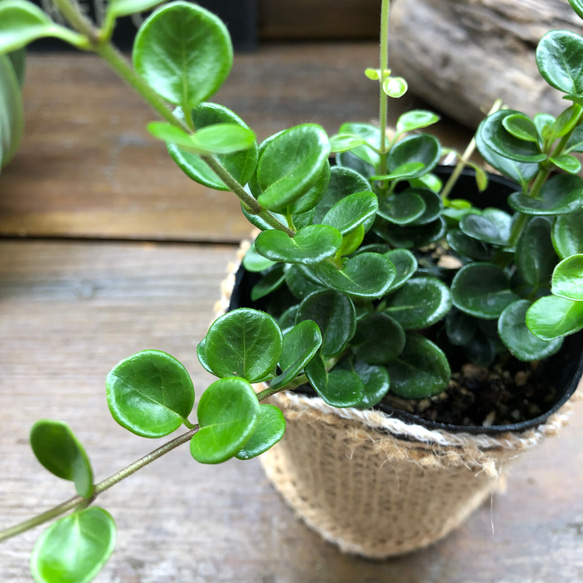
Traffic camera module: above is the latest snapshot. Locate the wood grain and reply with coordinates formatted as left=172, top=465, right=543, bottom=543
left=259, top=0, right=381, bottom=40
left=0, top=48, right=473, bottom=242
left=1, top=240, right=582, bottom=582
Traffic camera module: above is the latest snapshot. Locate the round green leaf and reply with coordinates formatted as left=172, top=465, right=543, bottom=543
left=337, top=122, right=380, bottom=167
left=106, top=0, right=163, bottom=20
left=383, top=249, right=417, bottom=292
left=552, top=207, right=583, bottom=259
left=447, top=230, right=493, bottom=261
left=322, top=191, right=378, bottom=235
left=508, top=174, right=583, bottom=215
left=31, top=507, right=116, bottom=583
left=377, top=191, right=426, bottom=225
left=371, top=162, right=425, bottom=182
left=396, top=110, right=440, bottom=134
left=386, top=133, right=441, bottom=178
left=305, top=354, right=364, bottom=407
left=353, top=360, right=390, bottom=410
left=106, top=350, right=195, bottom=438
left=270, top=320, right=322, bottom=389
left=287, top=160, right=331, bottom=215
left=383, top=75, right=408, bottom=98
left=446, top=309, right=478, bottom=346
left=309, top=252, right=396, bottom=299
left=251, top=264, right=286, bottom=301
left=30, top=421, right=93, bottom=498
left=133, top=2, right=232, bottom=109
left=190, top=377, right=259, bottom=464
left=338, top=224, right=365, bottom=256
left=406, top=188, right=443, bottom=226
left=384, top=277, right=452, bottom=330
left=196, top=338, right=214, bottom=375
left=386, top=335, right=451, bottom=399
left=375, top=217, right=447, bottom=249
left=255, top=225, right=342, bottom=265
left=284, top=264, right=324, bottom=300
left=479, top=110, right=546, bottom=163
left=552, top=254, right=583, bottom=300
left=536, top=30, right=583, bottom=94
left=499, top=300, right=563, bottom=361
left=502, top=113, right=539, bottom=143
left=0, top=0, right=87, bottom=52
left=329, top=133, right=366, bottom=153
left=551, top=154, right=581, bottom=174
left=242, top=241, right=276, bottom=272
left=451, top=263, right=518, bottom=319
left=460, top=208, right=512, bottom=246
left=516, top=217, right=557, bottom=286
left=236, top=404, right=286, bottom=460
left=256, top=124, right=331, bottom=212
left=351, top=312, right=405, bottom=364
left=569, top=0, right=583, bottom=19
left=297, top=290, right=356, bottom=358
left=204, top=308, right=283, bottom=382
left=526, top=294, right=583, bottom=340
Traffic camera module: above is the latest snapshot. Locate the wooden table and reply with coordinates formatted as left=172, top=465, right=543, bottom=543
left=1, top=49, right=582, bottom=583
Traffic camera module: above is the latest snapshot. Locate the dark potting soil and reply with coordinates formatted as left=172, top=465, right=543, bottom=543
left=381, top=358, right=556, bottom=428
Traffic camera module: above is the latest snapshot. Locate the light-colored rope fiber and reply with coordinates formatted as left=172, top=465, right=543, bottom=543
left=215, top=239, right=580, bottom=558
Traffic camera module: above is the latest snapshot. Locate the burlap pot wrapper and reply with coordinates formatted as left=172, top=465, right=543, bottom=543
left=215, top=240, right=579, bottom=559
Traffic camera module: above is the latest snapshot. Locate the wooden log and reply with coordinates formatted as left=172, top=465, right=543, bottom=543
left=389, top=0, right=583, bottom=128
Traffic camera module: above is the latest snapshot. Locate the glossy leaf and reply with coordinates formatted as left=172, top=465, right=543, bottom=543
left=351, top=312, right=405, bottom=364
left=451, top=263, right=518, bottom=319
left=459, top=208, right=512, bottom=246
left=236, top=404, right=286, bottom=460
left=322, top=191, right=378, bottom=235
left=552, top=254, right=583, bottom=300
left=508, top=174, right=583, bottom=215
left=447, top=229, right=493, bottom=261
left=406, top=188, right=442, bottom=226
left=196, top=338, right=214, bottom=375
left=516, top=217, right=557, bottom=286
left=446, top=309, right=477, bottom=346
left=255, top=225, right=342, bottom=265
left=569, top=0, right=583, bottom=19
left=383, top=75, right=408, bottom=98
left=284, top=264, right=323, bottom=300
left=0, top=53, right=23, bottom=170
left=536, top=30, right=583, bottom=94
left=551, top=104, right=581, bottom=138
left=305, top=354, right=364, bottom=407
left=106, top=0, right=163, bottom=20
left=0, top=0, right=86, bottom=52
left=383, top=249, right=417, bottom=292
left=190, top=377, right=259, bottom=464
left=353, top=360, right=390, bottom=410
left=386, top=335, right=451, bottom=398
left=329, top=133, right=366, bottom=153
left=337, top=122, right=380, bottom=168
left=31, top=507, right=116, bottom=583
left=242, top=241, right=276, bottom=272
left=499, top=300, right=563, bottom=361
left=396, top=110, right=440, bottom=134
left=551, top=154, right=581, bottom=174
left=286, top=160, right=331, bottom=215
left=203, top=309, right=283, bottom=382
left=475, top=124, right=538, bottom=186
left=256, top=124, right=330, bottom=212
left=309, top=252, right=396, bottom=299
left=377, top=191, right=426, bottom=225
left=375, top=217, right=447, bottom=249
left=133, top=2, right=232, bottom=109
left=106, top=350, right=195, bottom=438
left=270, top=320, right=322, bottom=389
left=552, top=208, right=583, bottom=259
left=371, top=162, right=425, bottom=182
left=251, top=264, right=286, bottom=301
left=297, top=290, right=356, bottom=358
left=386, top=134, right=441, bottom=178
left=526, top=295, right=583, bottom=340
left=478, top=110, right=546, bottom=163
left=338, top=224, right=365, bottom=256
left=30, top=420, right=93, bottom=498
left=502, top=113, right=539, bottom=143
left=384, top=277, right=452, bottom=330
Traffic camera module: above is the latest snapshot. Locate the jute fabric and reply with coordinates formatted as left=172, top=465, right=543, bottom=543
left=216, top=240, right=579, bottom=559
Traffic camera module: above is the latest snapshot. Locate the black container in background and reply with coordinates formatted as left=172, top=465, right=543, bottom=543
left=29, top=0, right=258, bottom=52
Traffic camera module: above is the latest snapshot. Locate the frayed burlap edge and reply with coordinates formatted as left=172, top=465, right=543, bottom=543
left=214, top=239, right=581, bottom=559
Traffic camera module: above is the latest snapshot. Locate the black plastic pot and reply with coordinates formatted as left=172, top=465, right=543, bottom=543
left=229, top=166, right=583, bottom=436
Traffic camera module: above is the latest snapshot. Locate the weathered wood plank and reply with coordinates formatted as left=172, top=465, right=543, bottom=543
left=0, top=240, right=582, bottom=582
left=390, top=0, right=583, bottom=127
left=0, top=48, right=472, bottom=242
left=259, top=0, right=380, bottom=39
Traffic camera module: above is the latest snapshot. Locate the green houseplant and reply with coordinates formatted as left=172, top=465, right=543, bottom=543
left=0, top=46, right=24, bottom=174
left=1, top=0, right=583, bottom=578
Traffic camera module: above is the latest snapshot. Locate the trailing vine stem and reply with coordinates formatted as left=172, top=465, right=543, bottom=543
left=377, top=0, right=390, bottom=182
left=49, top=0, right=294, bottom=237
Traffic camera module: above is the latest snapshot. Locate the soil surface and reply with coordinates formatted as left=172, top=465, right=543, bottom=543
left=381, top=358, right=557, bottom=427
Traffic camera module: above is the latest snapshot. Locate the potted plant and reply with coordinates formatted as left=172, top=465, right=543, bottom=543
left=1, top=0, right=583, bottom=579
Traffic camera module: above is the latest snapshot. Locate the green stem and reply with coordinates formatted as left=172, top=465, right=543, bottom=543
left=440, top=99, right=504, bottom=203
left=0, top=426, right=198, bottom=543
left=378, top=0, right=390, bottom=178
left=51, top=0, right=99, bottom=44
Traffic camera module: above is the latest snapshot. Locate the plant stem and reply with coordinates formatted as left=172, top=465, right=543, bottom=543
left=440, top=99, right=504, bottom=203
left=0, top=427, right=199, bottom=543
left=51, top=0, right=99, bottom=44
left=378, top=0, right=390, bottom=178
